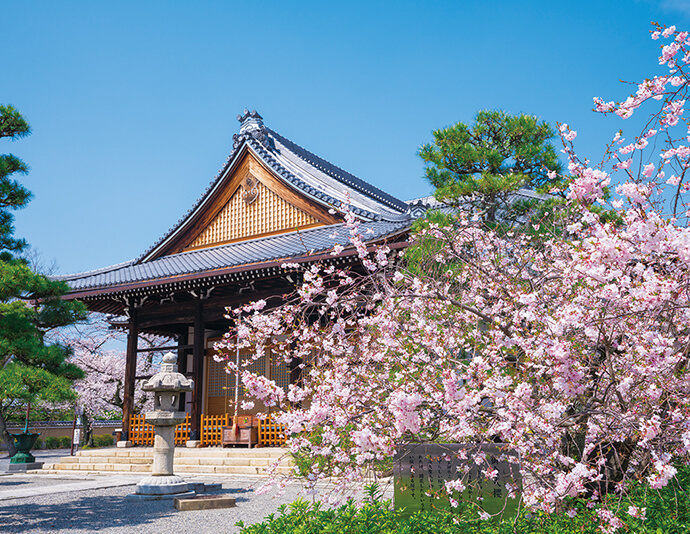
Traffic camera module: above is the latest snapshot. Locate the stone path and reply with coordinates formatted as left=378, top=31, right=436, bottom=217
left=0, top=474, right=140, bottom=501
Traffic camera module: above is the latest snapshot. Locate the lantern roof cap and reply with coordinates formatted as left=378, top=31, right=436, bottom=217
left=142, top=353, right=194, bottom=392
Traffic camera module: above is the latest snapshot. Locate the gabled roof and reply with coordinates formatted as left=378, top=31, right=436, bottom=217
left=137, top=110, right=411, bottom=263
left=57, top=220, right=411, bottom=295
left=58, top=110, right=421, bottom=302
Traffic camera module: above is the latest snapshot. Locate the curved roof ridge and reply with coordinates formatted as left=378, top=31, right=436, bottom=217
left=243, top=137, right=391, bottom=222
left=267, top=128, right=409, bottom=213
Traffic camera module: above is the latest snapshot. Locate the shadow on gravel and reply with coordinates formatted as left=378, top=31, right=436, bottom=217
left=0, top=488, right=248, bottom=533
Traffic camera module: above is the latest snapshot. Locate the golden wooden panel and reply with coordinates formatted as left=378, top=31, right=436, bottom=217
left=186, top=179, right=320, bottom=250
left=206, top=396, right=231, bottom=417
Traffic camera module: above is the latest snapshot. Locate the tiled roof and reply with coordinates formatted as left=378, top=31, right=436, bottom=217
left=58, top=220, right=411, bottom=293
left=137, top=110, right=410, bottom=263
left=267, top=128, right=409, bottom=213
left=406, top=188, right=550, bottom=218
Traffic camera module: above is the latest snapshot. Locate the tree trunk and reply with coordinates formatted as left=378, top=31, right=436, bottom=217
left=584, top=439, right=636, bottom=496
left=0, top=410, right=18, bottom=457
left=84, top=413, right=94, bottom=447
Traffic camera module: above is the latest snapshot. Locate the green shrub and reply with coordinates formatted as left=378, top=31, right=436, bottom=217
left=92, top=434, right=114, bottom=448
left=44, top=436, right=63, bottom=449
left=44, top=436, right=60, bottom=449
left=238, top=471, right=690, bottom=534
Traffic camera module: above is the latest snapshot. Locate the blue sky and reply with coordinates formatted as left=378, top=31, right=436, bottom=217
left=4, top=0, right=690, bottom=274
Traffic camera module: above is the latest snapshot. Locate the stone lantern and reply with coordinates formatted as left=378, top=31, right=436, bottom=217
left=134, top=353, right=194, bottom=496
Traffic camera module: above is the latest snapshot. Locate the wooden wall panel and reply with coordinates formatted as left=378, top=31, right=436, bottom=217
left=186, top=180, right=320, bottom=251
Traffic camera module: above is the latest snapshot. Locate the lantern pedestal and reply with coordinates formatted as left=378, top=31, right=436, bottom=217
left=135, top=475, right=191, bottom=495
left=135, top=424, right=190, bottom=495
left=130, top=353, right=194, bottom=498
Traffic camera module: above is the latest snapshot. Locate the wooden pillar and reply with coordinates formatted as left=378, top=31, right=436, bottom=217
left=178, top=335, right=188, bottom=413
left=122, top=307, right=138, bottom=441
left=190, top=300, right=204, bottom=441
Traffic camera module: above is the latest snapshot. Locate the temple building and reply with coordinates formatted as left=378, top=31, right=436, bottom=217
left=58, top=110, right=425, bottom=445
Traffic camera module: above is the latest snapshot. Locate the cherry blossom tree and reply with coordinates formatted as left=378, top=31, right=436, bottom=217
left=56, top=315, right=166, bottom=445
left=217, top=23, right=690, bottom=531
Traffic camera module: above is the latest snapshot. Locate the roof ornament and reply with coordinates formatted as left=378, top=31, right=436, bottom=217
left=237, top=109, right=264, bottom=133
left=407, top=199, right=432, bottom=219
left=232, top=109, right=273, bottom=150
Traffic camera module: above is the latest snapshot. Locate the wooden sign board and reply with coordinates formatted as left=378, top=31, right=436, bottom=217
left=393, top=443, right=520, bottom=519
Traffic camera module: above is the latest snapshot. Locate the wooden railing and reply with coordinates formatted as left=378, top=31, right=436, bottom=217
left=128, top=414, right=154, bottom=446
left=259, top=415, right=287, bottom=446
left=129, top=414, right=190, bottom=446
left=200, top=413, right=230, bottom=446
left=128, top=412, right=286, bottom=446
left=175, top=413, right=190, bottom=444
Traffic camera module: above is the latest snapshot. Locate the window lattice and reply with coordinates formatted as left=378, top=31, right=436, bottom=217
left=244, top=353, right=267, bottom=395
left=207, top=356, right=233, bottom=398
left=271, top=349, right=290, bottom=393
left=207, top=348, right=290, bottom=403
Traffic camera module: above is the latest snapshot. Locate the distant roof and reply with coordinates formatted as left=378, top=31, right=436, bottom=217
left=406, top=188, right=549, bottom=218
left=137, top=110, right=411, bottom=263
left=57, top=219, right=411, bottom=294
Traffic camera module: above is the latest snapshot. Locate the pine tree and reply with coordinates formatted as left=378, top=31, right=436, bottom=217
left=0, top=105, right=86, bottom=456
left=419, top=110, right=563, bottom=224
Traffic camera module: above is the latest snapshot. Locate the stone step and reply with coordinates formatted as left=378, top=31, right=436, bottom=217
left=173, top=448, right=287, bottom=458
left=46, top=462, right=152, bottom=473
left=75, top=447, right=286, bottom=459
left=55, top=457, right=291, bottom=467
left=175, top=465, right=294, bottom=475
left=49, top=445, right=294, bottom=478
left=42, top=462, right=294, bottom=476
left=80, top=457, right=153, bottom=465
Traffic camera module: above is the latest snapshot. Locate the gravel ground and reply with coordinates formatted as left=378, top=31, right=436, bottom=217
left=0, top=472, right=395, bottom=534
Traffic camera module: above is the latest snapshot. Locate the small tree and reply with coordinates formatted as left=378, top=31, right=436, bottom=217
left=0, top=105, right=86, bottom=456
left=419, top=110, right=563, bottom=224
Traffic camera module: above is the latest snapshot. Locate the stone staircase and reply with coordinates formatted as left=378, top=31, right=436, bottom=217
left=40, top=446, right=294, bottom=476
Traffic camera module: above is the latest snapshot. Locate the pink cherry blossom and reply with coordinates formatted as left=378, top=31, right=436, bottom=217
left=212, top=22, right=690, bottom=530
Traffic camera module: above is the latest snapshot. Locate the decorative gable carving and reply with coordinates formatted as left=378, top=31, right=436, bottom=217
left=184, top=178, right=321, bottom=251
